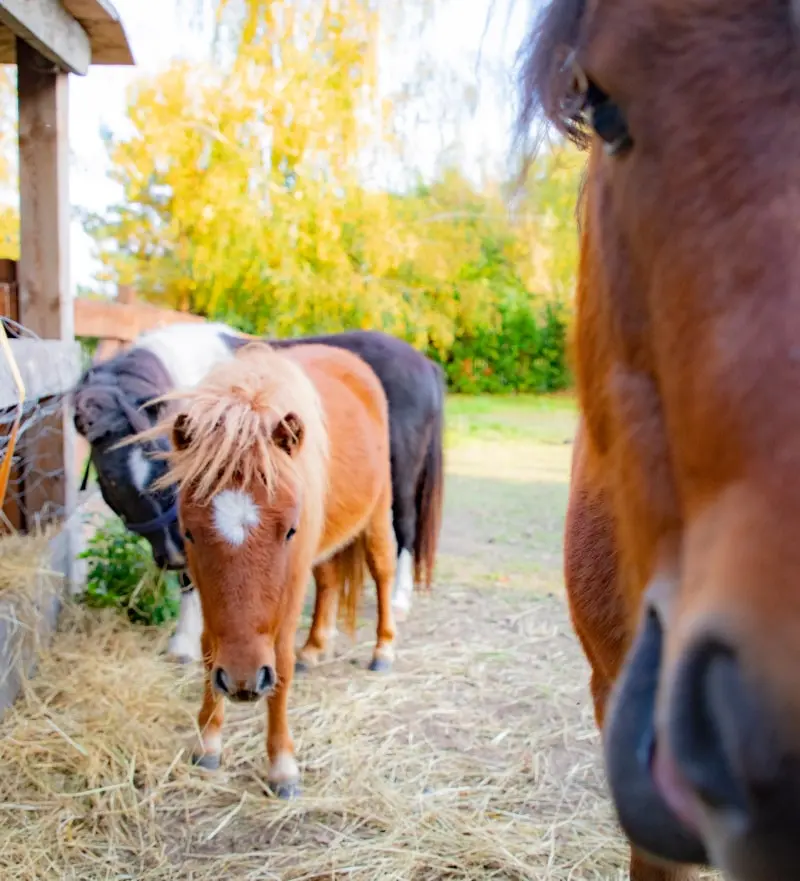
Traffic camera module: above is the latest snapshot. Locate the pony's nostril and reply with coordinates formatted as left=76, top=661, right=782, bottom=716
left=256, top=665, right=275, bottom=694
left=213, top=667, right=231, bottom=695
left=670, top=640, right=770, bottom=812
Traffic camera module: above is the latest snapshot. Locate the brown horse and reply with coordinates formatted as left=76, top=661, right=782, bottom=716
left=520, top=2, right=800, bottom=880
left=139, top=342, right=396, bottom=797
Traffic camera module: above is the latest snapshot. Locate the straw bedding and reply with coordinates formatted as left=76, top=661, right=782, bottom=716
left=0, top=529, right=62, bottom=696
left=0, top=580, right=642, bottom=881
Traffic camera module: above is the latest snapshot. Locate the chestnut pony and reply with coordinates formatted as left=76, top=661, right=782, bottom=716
left=520, top=2, right=800, bottom=880
left=140, top=342, right=395, bottom=797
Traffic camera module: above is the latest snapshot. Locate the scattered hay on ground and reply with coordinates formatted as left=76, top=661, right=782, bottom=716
left=0, top=586, right=631, bottom=880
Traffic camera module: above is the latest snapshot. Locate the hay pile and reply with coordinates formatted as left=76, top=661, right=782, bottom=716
left=0, top=530, right=58, bottom=598
left=0, top=586, right=631, bottom=880
left=0, top=528, right=62, bottom=694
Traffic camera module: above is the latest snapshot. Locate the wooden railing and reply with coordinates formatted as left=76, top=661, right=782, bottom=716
left=75, top=285, right=208, bottom=361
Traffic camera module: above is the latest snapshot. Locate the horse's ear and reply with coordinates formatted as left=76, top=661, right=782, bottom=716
left=272, top=412, right=304, bottom=457
left=172, top=413, right=193, bottom=451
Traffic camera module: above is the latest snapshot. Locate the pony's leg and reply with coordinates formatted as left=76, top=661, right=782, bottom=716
left=167, top=579, right=203, bottom=664
left=266, top=625, right=301, bottom=799
left=192, top=633, right=225, bottom=770
left=295, top=561, right=339, bottom=672
left=389, top=476, right=415, bottom=622
left=365, top=493, right=397, bottom=672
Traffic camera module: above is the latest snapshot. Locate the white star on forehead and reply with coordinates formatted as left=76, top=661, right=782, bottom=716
left=212, top=489, right=260, bottom=546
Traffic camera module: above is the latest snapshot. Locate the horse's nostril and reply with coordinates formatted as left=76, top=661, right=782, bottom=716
left=213, top=667, right=231, bottom=695
left=670, top=640, right=769, bottom=813
left=256, top=665, right=275, bottom=694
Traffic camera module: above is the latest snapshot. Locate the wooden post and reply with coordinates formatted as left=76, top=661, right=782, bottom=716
left=0, top=259, right=19, bottom=326
left=17, top=39, right=72, bottom=340
left=0, top=259, right=22, bottom=528
left=16, top=39, right=76, bottom=547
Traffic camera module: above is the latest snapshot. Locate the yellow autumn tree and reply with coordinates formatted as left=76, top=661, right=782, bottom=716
left=86, top=0, right=585, bottom=393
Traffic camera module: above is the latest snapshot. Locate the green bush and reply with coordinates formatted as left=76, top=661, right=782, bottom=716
left=78, top=517, right=181, bottom=626
left=436, top=300, right=571, bottom=395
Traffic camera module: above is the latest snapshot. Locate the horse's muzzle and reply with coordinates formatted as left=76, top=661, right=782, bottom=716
left=605, top=606, right=800, bottom=880
left=604, top=610, right=708, bottom=866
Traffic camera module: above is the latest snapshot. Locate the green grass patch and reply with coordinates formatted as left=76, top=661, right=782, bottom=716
left=445, top=393, right=577, bottom=448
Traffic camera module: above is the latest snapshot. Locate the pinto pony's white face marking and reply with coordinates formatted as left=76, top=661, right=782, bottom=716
left=212, top=489, right=260, bottom=546
left=129, top=447, right=153, bottom=492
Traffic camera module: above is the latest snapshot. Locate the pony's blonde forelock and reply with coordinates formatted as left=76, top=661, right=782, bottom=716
left=134, top=344, right=329, bottom=506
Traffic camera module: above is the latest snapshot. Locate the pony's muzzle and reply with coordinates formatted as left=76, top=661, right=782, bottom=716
left=212, top=664, right=276, bottom=702
left=661, top=635, right=800, bottom=881
left=604, top=608, right=708, bottom=866
left=607, top=600, right=800, bottom=881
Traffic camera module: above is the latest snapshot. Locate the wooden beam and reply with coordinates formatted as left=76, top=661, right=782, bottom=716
left=16, top=40, right=75, bottom=529
left=0, top=0, right=91, bottom=75
left=75, top=297, right=206, bottom=343
left=63, top=0, right=134, bottom=66
left=0, top=339, right=81, bottom=408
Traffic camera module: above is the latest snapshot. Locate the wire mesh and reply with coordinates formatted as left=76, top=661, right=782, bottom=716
left=0, top=317, right=72, bottom=532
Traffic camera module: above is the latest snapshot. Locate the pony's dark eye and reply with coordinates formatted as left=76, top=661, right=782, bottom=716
left=286, top=526, right=296, bottom=542
left=184, top=529, right=194, bottom=543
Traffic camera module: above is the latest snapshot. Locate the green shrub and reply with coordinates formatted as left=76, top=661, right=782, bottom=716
left=435, top=300, right=571, bottom=395
left=78, top=517, right=181, bottom=626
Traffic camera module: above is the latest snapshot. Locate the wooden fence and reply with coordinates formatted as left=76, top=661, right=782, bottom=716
left=76, top=284, right=207, bottom=361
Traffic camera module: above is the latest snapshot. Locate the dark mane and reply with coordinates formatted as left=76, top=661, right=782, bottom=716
left=515, top=0, right=590, bottom=154
left=73, top=347, right=173, bottom=443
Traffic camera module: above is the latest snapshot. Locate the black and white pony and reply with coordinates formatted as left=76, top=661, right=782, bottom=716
left=72, top=322, right=445, bottom=662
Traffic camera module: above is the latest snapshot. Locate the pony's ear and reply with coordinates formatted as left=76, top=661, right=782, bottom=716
left=172, top=413, right=193, bottom=451
left=73, top=406, right=92, bottom=439
left=73, top=396, right=107, bottom=443
left=272, top=412, right=304, bottom=457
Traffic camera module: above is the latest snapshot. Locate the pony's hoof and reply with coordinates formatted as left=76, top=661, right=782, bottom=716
left=294, top=659, right=310, bottom=675
left=368, top=657, right=392, bottom=673
left=271, top=780, right=301, bottom=800
left=191, top=752, right=221, bottom=771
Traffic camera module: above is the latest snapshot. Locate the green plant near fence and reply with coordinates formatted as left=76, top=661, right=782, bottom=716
left=78, top=517, right=181, bottom=626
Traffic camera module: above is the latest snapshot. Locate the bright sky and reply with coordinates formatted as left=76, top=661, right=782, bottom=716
left=66, top=0, right=534, bottom=291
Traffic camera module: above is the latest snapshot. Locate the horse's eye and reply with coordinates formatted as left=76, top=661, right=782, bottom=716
left=286, top=526, right=296, bottom=541
left=184, top=529, right=194, bottom=543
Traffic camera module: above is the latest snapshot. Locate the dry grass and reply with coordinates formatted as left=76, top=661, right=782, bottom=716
left=0, top=596, right=627, bottom=881
left=0, top=528, right=62, bottom=698
left=0, top=397, right=645, bottom=880
left=0, top=529, right=59, bottom=600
